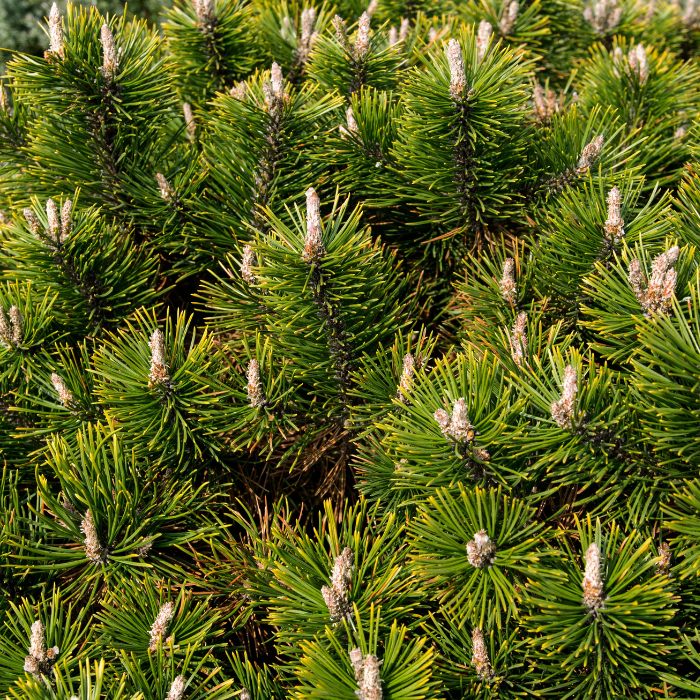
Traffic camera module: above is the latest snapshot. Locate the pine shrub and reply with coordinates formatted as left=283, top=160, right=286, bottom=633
left=1, top=0, right=700, bottom=697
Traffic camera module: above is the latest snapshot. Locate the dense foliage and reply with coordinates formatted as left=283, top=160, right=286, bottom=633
left=0, top=1, right=167, bottom=75
left=1, top=0, right=700, bottom=698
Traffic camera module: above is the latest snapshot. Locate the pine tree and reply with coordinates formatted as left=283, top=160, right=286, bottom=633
left=1, top=0, right=700, bottom=698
